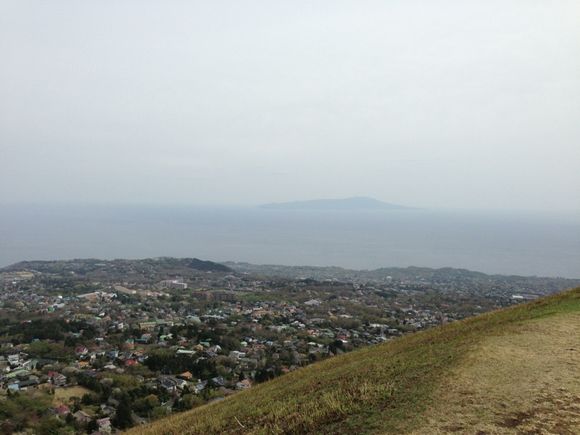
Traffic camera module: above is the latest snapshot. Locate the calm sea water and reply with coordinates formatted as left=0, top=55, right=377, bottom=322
left=0, top=205, right=579, bottom=278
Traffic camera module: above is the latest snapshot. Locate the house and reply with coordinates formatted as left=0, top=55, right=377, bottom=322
left=159, top=376, right=179, bottom=393
left=73, top=410, right=92, bottom=424
left=229, top=350, right=246, bottom=359
left=136, top=333, right=153, bottom=344
left=99, top=404, right=116, bottom=416
left=125, top=338, right=135, bottom=350
left=178, top=371, right=193, bottom=381
left=159, top=279, right=188, bottom=290
left=210, top=376, right=225, bottom=387
left=21, top=359, right=34, bottom=370
left=210, top=345, right=222, bottom=353
left=97, top=417, right=112, bottom=433
left=204, top=350, right=218, bottom=358
left=7, top=354, right=20, bottom=367
left=18, top=377, right=39, bottom=389
left=75, top=346, right=89, bottom=356
left=49, top=372, right=67, bottom=387
left=47, top=371, right=66, bottom=387
left=54, top=404, right=70, bottom=417
left=235, top=379, right=252, bottom=390
left=138, top=322, right=157, bottom=331
left=194, top=380, right=208, bottom=393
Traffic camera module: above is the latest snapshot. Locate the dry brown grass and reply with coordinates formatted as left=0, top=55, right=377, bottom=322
left=411, top=311, right=580, bottom=434
left=52, top=386, right=91, bottom=406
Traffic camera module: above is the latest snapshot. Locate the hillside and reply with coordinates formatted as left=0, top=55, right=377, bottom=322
left=260, top=196, right=411, bottom=210
left=130, top=288, right=580, bottom=434
left=226, top=262, right=580, bottom=293
left=2, top=257, right=231, bottom=275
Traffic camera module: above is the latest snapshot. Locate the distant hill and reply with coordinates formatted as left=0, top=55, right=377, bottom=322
left=260, top=196, right=412, bottom=210
left=225, top=262, right=580, bottom=294
left=2, top=257, right=232, bottom=275
left=129, top=287, right=580, bottom=434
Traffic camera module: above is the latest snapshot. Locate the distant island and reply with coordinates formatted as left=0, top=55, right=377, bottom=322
left=260, top=196, right=413, bottom=210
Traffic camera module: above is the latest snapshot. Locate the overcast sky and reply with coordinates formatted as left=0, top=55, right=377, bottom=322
left=1, top=1, right=579, bottom=210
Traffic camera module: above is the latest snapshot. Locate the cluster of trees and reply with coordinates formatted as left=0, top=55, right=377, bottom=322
left=0, top=390, right=72, bottom=435
left=144, top=350, right=221, bottom=377
left=6, top=319, right=96, bottom=344
left=37, top=277, right=101, bottom=297
left=27, top=341, right=74, bottom=360
left=77, top=374, right=169, bottom=430
left=165, top=324, right=241, bottom=351
left=76, top=373, right=208, bottom=430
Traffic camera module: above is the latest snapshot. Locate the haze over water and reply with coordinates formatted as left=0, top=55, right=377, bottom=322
left=1, top=204, right=578, bottom=278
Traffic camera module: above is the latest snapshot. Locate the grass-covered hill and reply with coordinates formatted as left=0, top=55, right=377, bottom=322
left=130, top=288, right=580, bottom=434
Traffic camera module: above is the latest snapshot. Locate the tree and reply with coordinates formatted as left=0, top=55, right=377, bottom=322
left=36, top=417, right=69, bottom=435
left=133, top=394, right=160, bottom=417
left=112, top=397, right=133, bottom=429
left=86, top=420, right=99, bottom=433
left=81, top=393, right=99, bottom=406
left=175, top=394, right=203, bottom=411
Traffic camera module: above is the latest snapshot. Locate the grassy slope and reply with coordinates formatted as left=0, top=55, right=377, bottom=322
left=412, top=306, right=580, bottom=434
left=129, top=288, right=580, bottom=435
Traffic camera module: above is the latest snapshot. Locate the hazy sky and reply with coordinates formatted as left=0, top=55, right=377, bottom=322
left=1, top=1, right=579, bottom=210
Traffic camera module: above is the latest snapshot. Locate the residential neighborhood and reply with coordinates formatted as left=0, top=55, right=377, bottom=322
left=1, top=258, right=578, bottom=434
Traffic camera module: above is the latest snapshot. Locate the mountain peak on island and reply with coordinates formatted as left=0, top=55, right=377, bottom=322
left=260, top=196, right=412, bottom=210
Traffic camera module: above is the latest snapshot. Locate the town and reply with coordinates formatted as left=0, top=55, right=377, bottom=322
left=1, top=258, right=578, bottom=434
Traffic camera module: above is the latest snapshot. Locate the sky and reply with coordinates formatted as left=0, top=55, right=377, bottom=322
left=1, top=0, right=579, bottom=211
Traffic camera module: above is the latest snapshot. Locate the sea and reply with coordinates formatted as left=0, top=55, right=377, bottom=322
left=0, top=204, right=579, bottom=278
